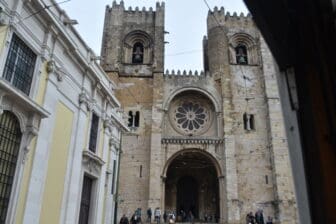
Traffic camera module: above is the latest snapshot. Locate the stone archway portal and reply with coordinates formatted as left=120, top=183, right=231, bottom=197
left=164, top=151, right=219, bottom=222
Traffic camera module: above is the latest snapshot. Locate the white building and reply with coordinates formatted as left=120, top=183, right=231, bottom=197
left=0, top=0, right=128, bottom=224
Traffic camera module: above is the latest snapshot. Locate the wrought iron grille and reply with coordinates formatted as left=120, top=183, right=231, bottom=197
left=88, top=113, right=99, bottom=153
left=0, top=111, right=22, bottom=224
left=2, top=34, right=37, bottom=95
left=78, top=176, right=93, bottom=224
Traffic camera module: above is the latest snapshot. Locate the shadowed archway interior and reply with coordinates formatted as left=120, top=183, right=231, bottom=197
left=165, top=151, right=219, bottom=222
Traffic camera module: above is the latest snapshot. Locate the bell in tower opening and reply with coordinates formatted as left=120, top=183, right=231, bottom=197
left=132, top=42, right=144, bottom=64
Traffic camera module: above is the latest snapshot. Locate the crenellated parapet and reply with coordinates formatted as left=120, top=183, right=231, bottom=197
left=207, top=6, right=254, bottom=31
left=106, top=1, right=164, bottom=25
left=164, top=69, right=211, bottom=79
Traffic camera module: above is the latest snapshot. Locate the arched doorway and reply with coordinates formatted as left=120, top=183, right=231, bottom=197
left=164, top=150, right=220, bottom=222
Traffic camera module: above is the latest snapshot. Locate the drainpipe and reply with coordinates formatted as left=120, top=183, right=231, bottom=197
left=114, top=132, right=123, bottom=224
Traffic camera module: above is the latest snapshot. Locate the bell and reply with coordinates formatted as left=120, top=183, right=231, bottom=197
left=238, top=55, right=246, bottom=64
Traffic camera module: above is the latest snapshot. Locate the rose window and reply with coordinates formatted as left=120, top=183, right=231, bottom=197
left=171, top=100, right=211, bottom=135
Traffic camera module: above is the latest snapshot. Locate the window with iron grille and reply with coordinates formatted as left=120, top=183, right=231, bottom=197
left=78, top=175, right=93, bottom=224
left=88, top=113, right=99, bottom=153
left=0, top=111, right=22, bottom=224
left=2, top=34, right=37, bottom=95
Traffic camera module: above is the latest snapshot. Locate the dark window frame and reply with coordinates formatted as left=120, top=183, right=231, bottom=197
left=88, top=113, right=99, bottom=153
left=2, top=34, right=37, bottom=95
left=132, top=42, right=144, bottom=64
left=128, top=110, right=140, bottom=128
left=111, top=160, right=116, bottom=194
left=235, top=44, right=248, bottom=65
left=243, top=113, right=255, bottom=131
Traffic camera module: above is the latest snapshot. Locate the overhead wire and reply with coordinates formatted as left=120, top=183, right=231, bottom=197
left=0, top=0, right=71, bottom=34
left=17, top=0, right=71, bottom=25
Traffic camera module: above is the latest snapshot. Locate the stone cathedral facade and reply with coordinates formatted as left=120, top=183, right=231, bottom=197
left=101, top=1, right=298, bottom=224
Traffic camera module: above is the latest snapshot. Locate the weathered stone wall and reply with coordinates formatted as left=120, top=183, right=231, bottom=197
left=102, top=3, right=297, bottom=224
left=109, top=73, right=154, bottom=216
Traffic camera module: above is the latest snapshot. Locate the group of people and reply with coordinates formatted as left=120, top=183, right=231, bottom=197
left=121, top=208, right=196, bottom=224
left=148, top=207, right=177, bottom=224
left=121, top=208, right=274, bottom=224
left=246, top=210, right=273, bottom=224
left=120, top=208, right=143, bottom=224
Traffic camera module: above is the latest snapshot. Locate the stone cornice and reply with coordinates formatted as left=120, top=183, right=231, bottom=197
left=0, top=79, right=49, bottom=118
left=161, top=136, right=224, bottom=145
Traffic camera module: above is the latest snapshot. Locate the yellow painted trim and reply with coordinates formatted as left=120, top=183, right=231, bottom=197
left=0, top=26, right=8, bottom=54
left=15, top=137, right=37, bottom=224
left=35, top=62, right=48, bottom=105
left=40, top=102, right=74, bottom=224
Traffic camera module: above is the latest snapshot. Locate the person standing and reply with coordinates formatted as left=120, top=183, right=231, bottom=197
left=163, top=211, right=167, bottom=223
left=255, top=210, right=265, bottom=224
left=120, top=214, right=129, bottom=224
left=246, top=212, right=255, bottom=224
left=154, top=207, right=161, bottom=224
left=147, top=208, right=152, bottom=223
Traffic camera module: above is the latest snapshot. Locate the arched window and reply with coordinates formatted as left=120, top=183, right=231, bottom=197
left=123, top=30, right=153, bottom=64
left=127, top=111, right=140, bottom=128
left=0, top=111, right=22, bottom=222
left=243, top=113, right=255, bottom=131
left=235, top=44, right=248, bottom=65
left=132, top=42, right=144, bottom=64
left=128, top=111, right=134, bottom=127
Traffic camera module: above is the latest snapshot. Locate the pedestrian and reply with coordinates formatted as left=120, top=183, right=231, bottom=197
left=246, top=212, right=255, bottom=224
left=120, top=214, right=129, bottom=224
left=147, top=208, right=152, bottom=223
left=163, top=211, right=167, bottom=223
left=266, top=216, right=273, bottom=224
left=255, top=210, right=265, bottom=224
left=188, top=211, right=194, bottom=224
left=180, top=210, right=186, bottom=222
left=131, top=214, right=137, bottom=224
left=136, top=208, right=142, bottom=224
left=154, top=207, right=161, bottom=224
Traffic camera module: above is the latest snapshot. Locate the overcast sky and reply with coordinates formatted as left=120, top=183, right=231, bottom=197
left=61, top=0, right=248, bottom=71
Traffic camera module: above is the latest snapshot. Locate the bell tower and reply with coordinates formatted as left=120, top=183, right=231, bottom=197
left=100, top=0, right=165, bottom=76
left=100, top=1, right=166, bottom=218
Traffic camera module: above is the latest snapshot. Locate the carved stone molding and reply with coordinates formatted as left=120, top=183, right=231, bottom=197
left=46, top=59, right=66, bottom=82
left=78, top=92, right=94, bottom=111
left=82, top=150, right=105, bottom=174
left=161, top=137, right=224, bottom=145
left=21, top=125, right=39, bottom=164
left=109, top=136, right=120, bottom=150
left=103, top=118, right=114, bottom=133
left=0, top=91, right=7, bottom=115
